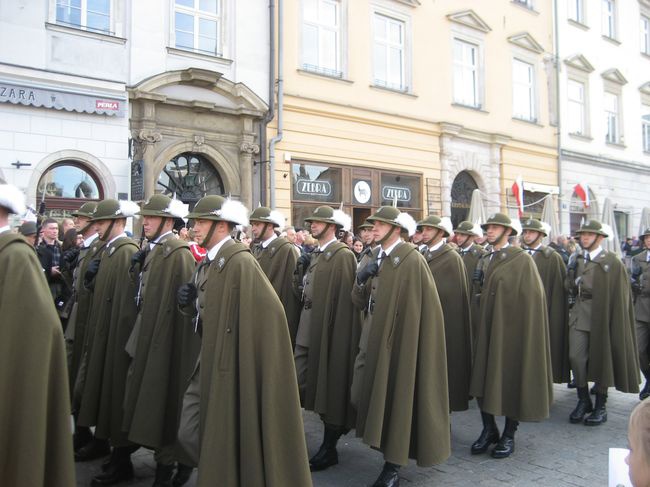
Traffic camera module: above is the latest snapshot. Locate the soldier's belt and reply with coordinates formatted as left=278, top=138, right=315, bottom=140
left=303, top=299, right=313, bottom=310
left=578, top=291, right=593, bottom=300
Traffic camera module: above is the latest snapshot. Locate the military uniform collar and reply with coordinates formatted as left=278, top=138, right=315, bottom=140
left=587, top=246, right=604, bottom=261
left=83, top=233, right=99, bottom=248
left=318, top=237, right=337, bottom=252
left=207, top=235, right=232, bottom=261
left=428, top=240, right=445, bottom=252
left=261, top=233, right=278, bottom=249
left=379, top=238, right=402, bottom=257
left=0, top=225, right=9, bottom=235
left=106, top=232, right=127, bottom=248
left=149, top=230, right=173, bottom=250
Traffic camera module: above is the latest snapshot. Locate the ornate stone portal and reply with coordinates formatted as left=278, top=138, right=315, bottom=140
left=128, top=68, right=267, bottom=207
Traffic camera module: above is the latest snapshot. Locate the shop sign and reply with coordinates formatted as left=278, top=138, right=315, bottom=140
left=0, top=80, right=126, bottom=117
left=382, top=185, right=411, bottom=203
left=296, top=178, right=332, bottom=197
left=353, top=180, right=371, bottom=204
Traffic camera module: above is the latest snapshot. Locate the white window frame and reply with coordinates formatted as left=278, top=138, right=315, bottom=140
left=53, top=0, right=113, bottom=34
left=642, top=106, right=650, bottom=152
left=172, top=0, right=223, bottom=57
left=567, top=78, right=587, bottom=136
left=512, top=58, right=537, bottom=122
left=601, top=0, right=616, bottom=39
left=568, top=0, right=585, bottom=24
left=452, top=38, right=482, bottom=108
left=370, top=5, right=411, bottom=93
left=641, top=15, right=650, bottom=55
left=513, top=0, right=533, bottom=9
left=604, top=91, right=621, bottom=144
left=300, top=0, right=345, bottom=78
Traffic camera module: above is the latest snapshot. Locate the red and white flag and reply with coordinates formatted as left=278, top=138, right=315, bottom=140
left=511, top=176, right=524, bottom=217
left=574, top=182, right=590, bottom=208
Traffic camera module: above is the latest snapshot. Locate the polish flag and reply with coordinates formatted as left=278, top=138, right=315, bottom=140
left=574, top=182, right=590, bottom=208
left=511, top=176, right=524, bottom=217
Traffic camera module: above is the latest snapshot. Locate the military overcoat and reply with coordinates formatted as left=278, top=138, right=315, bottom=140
left=531, top=246, right=570, bottom=383
left=0, top=232, right=76, bottom=487
left=353, top=242, right=451, bottom=467
left=254, top=236, right=301, bottom=345
left=425, top=244, right=472, bottom=411
left=461, top=243, right=487, bottom=342
left=122, top=236, right=200, bottom=454
left=296, top=241, right=360, bottom=429
left=469, top=247, right=553, bottom=421
left=196, top=240, right=312, bottom=487
left=77, top=236, right=138, bottom=446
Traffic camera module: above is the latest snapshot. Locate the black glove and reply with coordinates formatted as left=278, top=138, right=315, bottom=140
left=84, top=258, right=101, bottom=289
left=473, top=267, right=484, bottom=284
left=129, top=248, right=148, bottom=272
left=632, top=281, right=642, bottom=297
left=357, top=260, right=380, bottom=285
left=62, top=247, right=80, bottom=265
left=177, top=283, right=198, bottom=307
left=297, top=252, right=312, bottom=270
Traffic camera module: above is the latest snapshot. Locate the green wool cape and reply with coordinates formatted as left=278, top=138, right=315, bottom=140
left=531, top=246, right=570, bottom=383
left=77, top=236, right=139, bottom=445
left=122, top=236, right=201, bottom=454
left=425, top=244, right=473, bottom=411
left=299, top=241, right=360, bottom=430
left=353, top=242, right=451, bottom=467
left=66, top=237, right=106, bottom=402
left=197, top=240, right=312, bottom=487
left=254, top=236, right=301, bottom=346
left=575, top=250, right=640, bottom=392
left=461, top=243, right=487, bottom=343
left=470, top=247, right=553, bottom=421
left=0, top=232, right=76, bottom=487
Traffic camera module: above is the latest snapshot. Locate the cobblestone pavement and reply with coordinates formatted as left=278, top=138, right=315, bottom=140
left=76, top=384, right=638, bottom=486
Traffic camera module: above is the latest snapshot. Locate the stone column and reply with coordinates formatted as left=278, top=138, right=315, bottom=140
left=132, top=129, right=163, bottom=201
left=239, top=141, right=259, bottom=209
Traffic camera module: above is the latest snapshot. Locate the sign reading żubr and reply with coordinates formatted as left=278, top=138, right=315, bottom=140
left=382, top=185, right=411, bottom=202
left=296, top=179, right=332, bottom=197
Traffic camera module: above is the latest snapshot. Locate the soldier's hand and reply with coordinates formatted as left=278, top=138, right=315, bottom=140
left=632, top=281, right=642, bottom=296
left=177, top=283, right=198, bottom=307
left=357, top=260, right=379, bottom=285
left=84, top=258, right=101, bottom=289
left=297, top=252, right=311, bottom=270
left=129, top=248, right=148, bottom=272
left=472, top=267, right=484, bottom=283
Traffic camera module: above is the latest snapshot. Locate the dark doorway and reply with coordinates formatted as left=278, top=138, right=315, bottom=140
left=451, top=171, right=478, bottom=228
left=157, top=153, right=225, bottom=210
left=353, top=207, right=372, bottom=235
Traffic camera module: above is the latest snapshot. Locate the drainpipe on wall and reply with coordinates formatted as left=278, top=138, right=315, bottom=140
left=259, top=0, right=276, bottom=207
left=553, top=0, right=563, bottom=230
left=268, top=0, right=283, bottom=210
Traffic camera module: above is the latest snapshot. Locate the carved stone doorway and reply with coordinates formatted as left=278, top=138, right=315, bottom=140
left=156, top=152, right=225, bottom=210
left=451, top=171, right=478, bottom=228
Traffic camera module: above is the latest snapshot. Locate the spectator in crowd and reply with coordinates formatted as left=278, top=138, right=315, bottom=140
left=18, top=220, right=37, bottom=247
left=37, top=218, right=64, bottom=301
left=352, top=237, right=364, bottom=260
left=178, top=226, right=190, bottom=241
left=187, top=228, right=207, bottom=262
left=60, top=217, right=75, bottom=240
left=626, top=399, right=650, bottom=487
left=341, top=230, right=354, bottom=249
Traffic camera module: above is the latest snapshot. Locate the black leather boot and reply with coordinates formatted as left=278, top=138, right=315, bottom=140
left=640, top=370, right=650, bottom=401
left=471, top=411, right=499, bottom=454
left=569, top=387, right=593, bottom=423
left=152, top=463, right=175, bottom=487
left=73, top=425, right=93, bottom=451
left=91, top=447, right=134, bottom=485
left=371, top=462, right=400, bottom=487
left=309, top=426, right=341, bottom=471
left=492, top=418, right=518, bottom=459
left=172, top=464, right=194, bottom=487
left=74, top=437, right=111, bottom=462
left=584, top=392, right=607, bottom=425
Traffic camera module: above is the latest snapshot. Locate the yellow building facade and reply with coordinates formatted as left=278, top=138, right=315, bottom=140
left=270, top=0, right=558, bottom=230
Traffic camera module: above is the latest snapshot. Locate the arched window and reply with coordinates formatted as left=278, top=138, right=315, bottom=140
left=451, top=171, right=479, bottom=228
left=37, top=162, right=103, bottom=218
left=157, top=153, right=225, bottom=209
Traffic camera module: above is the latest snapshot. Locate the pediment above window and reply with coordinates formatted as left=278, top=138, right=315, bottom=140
left=446, top=10, right=491, bottom=33
left=390, top=0, right=420, bottom=7
left=507, top=32, right=544, bottom=54
left=639, top=82, right=650, bottom=95
left=601, top=68, right=628, bottom=85
left=563, top=54, right=594, bottom=73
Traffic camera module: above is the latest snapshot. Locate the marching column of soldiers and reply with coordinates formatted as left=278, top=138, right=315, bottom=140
left=0, top=181, right=649, bottom=487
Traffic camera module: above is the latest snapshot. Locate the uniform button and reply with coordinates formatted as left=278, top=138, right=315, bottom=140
left=200, top=304, right=204, bottom=309
left=226, top=328, right=232, bottom=333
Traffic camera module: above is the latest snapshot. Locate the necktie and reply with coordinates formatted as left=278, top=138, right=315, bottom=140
left=585, top=253, right=591, bottom=262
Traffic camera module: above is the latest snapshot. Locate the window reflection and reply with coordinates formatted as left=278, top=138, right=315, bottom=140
left=38, top=164, right=100, bottom=199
